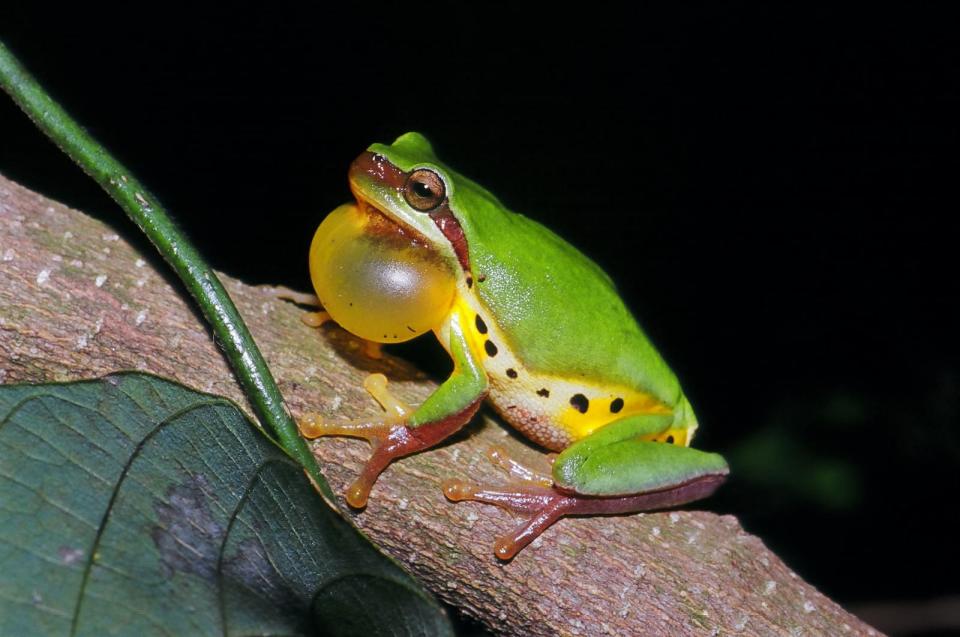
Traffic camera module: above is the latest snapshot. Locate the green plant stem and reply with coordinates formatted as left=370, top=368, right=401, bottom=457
left=0, top=41, right=333, bottom=500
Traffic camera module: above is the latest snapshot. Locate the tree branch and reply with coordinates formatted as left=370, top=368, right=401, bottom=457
left=0, top=174, right=880, bottom=636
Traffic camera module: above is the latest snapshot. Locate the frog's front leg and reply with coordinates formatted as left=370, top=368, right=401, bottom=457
left=444, top=413, right=729, bottom=559
left=300, top=315, right=487, bottom=508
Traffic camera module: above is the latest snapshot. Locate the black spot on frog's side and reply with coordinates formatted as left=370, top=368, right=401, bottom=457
left=506, top=368, right=518, bottom=379
left=466, top=274, right=473, bottom=288
left=666, top=434, right=675, bottom=444
left=570, top=393, right=589, bottom=414
left=537, top=388, right=550, bottom=397
left=475, top=314, right=488, bottom=334
left=610, top=397, right=624, bottom=413
left=484, top=340, right=498, bottom=357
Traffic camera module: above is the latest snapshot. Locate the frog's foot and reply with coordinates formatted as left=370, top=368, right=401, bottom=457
left=442, top=446, right=726, bottom=560
left=300, top=374, right=480, bottom=508
left=443, top=447, right=570, bottom=559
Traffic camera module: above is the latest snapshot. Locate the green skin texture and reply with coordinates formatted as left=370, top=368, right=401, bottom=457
left=351, top=133, right=727, bottom=497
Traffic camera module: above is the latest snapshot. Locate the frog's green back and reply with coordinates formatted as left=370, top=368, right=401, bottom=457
left=462, top=187, right=680, bottom=402
left=373, top=133, right=682, bottom=403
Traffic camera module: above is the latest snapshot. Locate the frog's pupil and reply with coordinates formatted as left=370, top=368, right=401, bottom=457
left=413, top=181, right=433, bottom=198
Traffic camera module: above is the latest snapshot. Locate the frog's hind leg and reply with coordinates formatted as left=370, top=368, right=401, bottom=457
left=443, top=442, right=727, bottom=560
left=447, top=475, right=728, bottom=560
left=443, top=414, right=728, bottom=560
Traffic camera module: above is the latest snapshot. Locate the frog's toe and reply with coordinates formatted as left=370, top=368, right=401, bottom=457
left=297, top=412, right=328, bottom=438
left=344, top=446, right=396, bottom=508
left=300, top=374, right=481, bottom=508
left=492, top=497, right=576, bottom=560
left=338, top=416, right=481, bottom=509
left=484, top=445, right=554, bottom=487
left=442, top=478, right=556, bottom=513
left=272, top=287, right=322, bottom=307
left=303, top=409, right=482, bottom=509
left=301, top=310, right=332, bottom=328
left=442, top=446, right=559, bottom=516
left=298, top=374, right=409, bottom=441
left=363, top=373, right=412, bottom=419
left=297, top=411, right=389, bottom=440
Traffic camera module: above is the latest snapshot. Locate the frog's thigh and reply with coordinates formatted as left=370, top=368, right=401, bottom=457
left=553, top=413, right=726, bottom=497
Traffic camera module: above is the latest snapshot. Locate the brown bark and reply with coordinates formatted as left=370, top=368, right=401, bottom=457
left=0, top=173, right=880, bottom=636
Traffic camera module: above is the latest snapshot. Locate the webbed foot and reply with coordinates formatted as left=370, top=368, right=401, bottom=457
left=299, top=374, right=413, bottom=507
left=300, top=373, right=481, bottom=508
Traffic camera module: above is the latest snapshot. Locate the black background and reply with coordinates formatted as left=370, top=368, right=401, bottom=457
left=2, top=5, right=957, bottom=634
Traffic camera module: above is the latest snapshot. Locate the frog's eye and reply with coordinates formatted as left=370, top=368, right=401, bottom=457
left=403, top=168, right=446, bottom=212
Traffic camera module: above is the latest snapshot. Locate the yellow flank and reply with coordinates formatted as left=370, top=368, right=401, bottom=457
left=556, top=392, right=672, bottom=441
left=453, top=295, right=494, bottom=365
left=435, top=289, right=686, bottom=453
left=648, top=425, right=692, bottom=446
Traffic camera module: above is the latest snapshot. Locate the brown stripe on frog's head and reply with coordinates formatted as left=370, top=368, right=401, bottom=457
left=349, top=151, right=471, bottom=274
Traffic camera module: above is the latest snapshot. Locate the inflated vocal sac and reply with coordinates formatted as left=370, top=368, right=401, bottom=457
left=309, top=203, right=457, bottom=343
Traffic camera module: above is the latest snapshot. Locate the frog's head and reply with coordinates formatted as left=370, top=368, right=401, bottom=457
left=308, top=133, right=468, bottom=344
left=347, top=132, right=471, bottom=274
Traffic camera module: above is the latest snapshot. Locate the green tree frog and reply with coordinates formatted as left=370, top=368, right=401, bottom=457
left=300, top=132, right=728, bottom=559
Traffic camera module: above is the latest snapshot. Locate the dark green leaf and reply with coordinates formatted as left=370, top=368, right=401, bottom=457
left=0, top=373, right=451, bottom=637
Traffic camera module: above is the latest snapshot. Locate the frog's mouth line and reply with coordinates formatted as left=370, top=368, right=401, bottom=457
left=350, top=190, right=431, bottom=247
left=346, top=154, right=425, bottom=242
left=349, top=151, right=472, bottom=273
